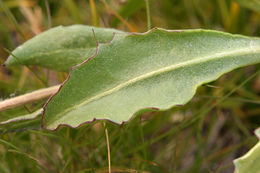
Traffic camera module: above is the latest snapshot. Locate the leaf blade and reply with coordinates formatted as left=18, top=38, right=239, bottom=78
left=42, top=28, right=260, bottom=130
left=5, top=25, right=124, bottom=71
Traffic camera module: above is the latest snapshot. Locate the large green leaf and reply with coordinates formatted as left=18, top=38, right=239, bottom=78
left=234, top=128, right=260, bottom=173
left=234, top=0, right=260, bottom=13
left=42, top=28, right=260, bottom=130
left=4, top=25, right=124, bottom=71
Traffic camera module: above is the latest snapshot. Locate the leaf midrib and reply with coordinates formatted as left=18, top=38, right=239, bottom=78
left=47, top=46, right=260, bottom=125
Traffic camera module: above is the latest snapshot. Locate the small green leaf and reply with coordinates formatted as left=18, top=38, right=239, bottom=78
left=0, top=108, right=42, bottom=125
left=234, top=0, right=260, bottom=13
left=234, top=128, right=260, bottom=173
left=5, top=25, right=124, bottom=71
left=43, top=28, right=260, bottom=130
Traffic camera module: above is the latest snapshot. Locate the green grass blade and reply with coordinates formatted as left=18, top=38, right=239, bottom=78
left=0, top=0, right=26, bottom=40
left=234, top=0, right=260, bottom=13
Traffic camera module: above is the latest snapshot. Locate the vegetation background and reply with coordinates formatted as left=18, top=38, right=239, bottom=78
left=0, top=0, right=260, bottom=172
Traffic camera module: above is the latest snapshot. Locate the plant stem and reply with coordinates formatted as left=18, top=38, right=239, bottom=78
left=104, top=122, right=111, bottom=173
left=44, top=0, right=52, bottom=28
left=145, top=0, right=151, bottom=30
left=0, top=85, right=60, bottom=111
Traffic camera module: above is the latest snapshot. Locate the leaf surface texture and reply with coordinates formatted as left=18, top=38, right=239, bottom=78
left=5, top=25, right=123, bottom=71
left=42, top=28, right=260, bottom=129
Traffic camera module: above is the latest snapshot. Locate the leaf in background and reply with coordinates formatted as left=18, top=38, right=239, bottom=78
left=0, top=114, right=42, bottom=133
left=0, top=108, right=42, bottom=125
left=42, top=28, right=260, bottom=130
left=4, top=25, right=124, bottom=72
left=234, top=128, right=260, bottom=173
left=234, top=0, right=260, bottom=13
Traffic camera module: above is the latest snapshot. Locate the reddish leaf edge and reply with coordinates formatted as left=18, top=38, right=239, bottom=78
left=41, top=27, right=184, bottom=131
left=42, top=27, right=259, bottom=131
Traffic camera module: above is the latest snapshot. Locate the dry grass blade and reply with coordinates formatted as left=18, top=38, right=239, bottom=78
left=0, top=85, right=59, bottom=111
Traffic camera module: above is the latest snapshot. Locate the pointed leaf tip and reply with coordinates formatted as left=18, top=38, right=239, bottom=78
left=6, top=25, right=125, bottom=71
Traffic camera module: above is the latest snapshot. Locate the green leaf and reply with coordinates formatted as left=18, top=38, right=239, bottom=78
left=234, top=0, right=260, bottom=13
left=234, top=128, right=260, bottom=173
left=42, top=28, right=260, bottom=130
left=4, top=25, right=124, bottom=72
left=0, top=117, right=42, bottom=133
left=0, top=108, right=42, bottom=125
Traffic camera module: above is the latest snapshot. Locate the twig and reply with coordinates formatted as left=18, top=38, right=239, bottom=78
left=0, top=85, right=60, bottom=112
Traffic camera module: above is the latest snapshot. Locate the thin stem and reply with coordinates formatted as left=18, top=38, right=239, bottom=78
left=216, top=0, right=230, bottom=30
left=145, top=0, right=151, bottom=30
left=104, top=122, right=111, bottom=173
left=44, top=0, right=52, bottom=28
left=0, top=85, right=60, bottom=111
